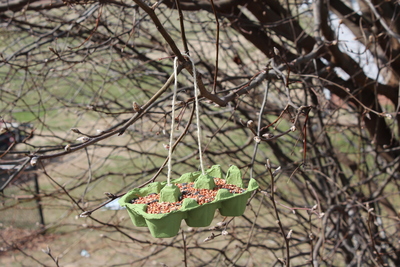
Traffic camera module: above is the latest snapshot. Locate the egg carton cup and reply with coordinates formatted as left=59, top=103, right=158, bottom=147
left=118, top=165, right=259, bottom=238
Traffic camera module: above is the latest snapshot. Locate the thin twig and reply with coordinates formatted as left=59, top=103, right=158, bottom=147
left=250, top=82, right=269, bottom=179
left=366, top=207, right=385, bottom=266
left=266, top=160, right=290, bottom=267
left=174, top=0, right=189, bottom=54
left=182, top=230, right=188, bottom=267
left=209, top=0, right=220, bottom=94
left=0, top=157, right=30, bottom=192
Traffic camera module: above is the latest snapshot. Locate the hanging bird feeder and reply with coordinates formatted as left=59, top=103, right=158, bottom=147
left=119, top=57, right=258, bottom=238
left=119, top=165, right=258, bottom=238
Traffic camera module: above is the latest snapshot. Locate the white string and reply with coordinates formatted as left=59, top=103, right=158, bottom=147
left=167, top=57, right=179, bottom=185
left=167, top=55, right=205, bottom=184
left=187, top=55, right=205, bottom=175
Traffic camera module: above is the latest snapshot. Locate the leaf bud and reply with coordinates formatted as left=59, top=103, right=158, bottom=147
left=76, top=136, right=90, bottom=143
left=70, top=128, right=80, bottom=133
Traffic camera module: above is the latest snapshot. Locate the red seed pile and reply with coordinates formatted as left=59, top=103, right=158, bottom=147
left=131, top=178, right=246, bottom=214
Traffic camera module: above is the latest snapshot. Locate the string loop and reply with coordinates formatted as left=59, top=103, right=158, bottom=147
left=167, top=55, right=205, bottom=185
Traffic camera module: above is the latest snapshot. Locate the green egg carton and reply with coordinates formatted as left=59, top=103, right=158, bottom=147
left=118, top=165, right=259, bottom=238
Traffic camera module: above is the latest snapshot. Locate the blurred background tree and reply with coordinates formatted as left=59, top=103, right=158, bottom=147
left=1, top=0, right=399, bottom=266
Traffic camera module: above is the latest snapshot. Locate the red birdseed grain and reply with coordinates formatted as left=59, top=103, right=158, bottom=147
left=131, top=178, right=246, bottom=214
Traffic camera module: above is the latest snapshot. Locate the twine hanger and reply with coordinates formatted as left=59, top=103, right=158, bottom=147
left=167, top=56, right=205, bottom=185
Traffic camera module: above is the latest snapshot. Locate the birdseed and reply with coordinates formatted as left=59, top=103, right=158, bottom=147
left=131, top=178, right=246, bottom=214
